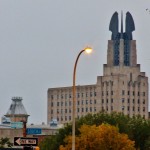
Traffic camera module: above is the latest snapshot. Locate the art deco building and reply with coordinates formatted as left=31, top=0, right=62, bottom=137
left=47, top=12, right=149, bottom=124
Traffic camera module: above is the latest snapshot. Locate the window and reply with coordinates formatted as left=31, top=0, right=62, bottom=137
left=90, top=107, right=92, bottom=112
left=107, top=99, right=108, bottom=103
left=94, top=107, right=96, bottom=111
left=133, top=107, right=135, bottom=111
left=77, top=108, right=80, bottom=112
left=69, top=109, right=71, bottom=113
left=90, top=100, right=92, bottom=104
left=51, top=102, right=53, bottom=107
left=128, top=106, right=130, bottom=111
left=69, top=94, right=71, bottom=98
left=94, top=92, right=97, bottom=96
left=82, top=100, right=84, bottom=105
left=90, top=92, right=92, bottom=97
left=65, top=116, right=67, bottom=121
left=122, top=98, right=124, bottom=103
left=102, top=91, right=104, bottom=96
left=111, top=106, right=113, bottom=111
left=138, top=99, right=140, bottom=104
left=51, top=95, right=53, bottom=99
left=82, top=108, right=84, bottom=112
left=94, top=99, right=96, bottom=104
left=65, top=102, right=67, bottom=106
left=86, top=93, right=88, bottom=97
left=69, top=101, right=71, bottom=106
left=128, top=91, right=130, bottom=95
left=77, top=101, right=80, bottom=105
left=143, top=92, right=145, bottom=96
left=51, top=109, right=53, bottom=114
left=122, top=90, right=125, bottom=95
left=128, top=99, right=130, bottom=103
left=111, top=99, right=113, bottom=103
left=133, top=99, right=134, bottom=103
left=138, top=92, right=140, bottom=96
left=111, top=91, right=113, bottom=95
left=77, top=93, right=80, bottom=98
left=61, top=95, right=63, bottom=99
left=86, top=108, right=88, bottom=112
left=57, top=109, right=59, bottom=113
left=82, top=93, right=84, bottom=97
left=61, top=102, right=63, bottom=106
left=133, top=91, right=135, bottom=96
left=69, top=116, right=71, bottom=120
left=65, top=109, right=67, bottom=113
left=143, top=100, right=145, bottom=104
left=65, top=94, right=67, bottom=99
left=86, top=100, right=88, bottom=104
left=107, top=91, right=108, bottom=96
left=106, top=106, right=108, bottom=111
left=57, top=102, right=59, bottom=106
left=138, top=107, right=140, bottom=112
left=122, top=106, right=125, bottom=111
left=143, top=107, right=145, bottom=112
left=102, top=99, right=104, bottom=103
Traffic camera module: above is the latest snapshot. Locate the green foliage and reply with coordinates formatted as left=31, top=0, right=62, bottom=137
left=0, top=137, right=13, bottom=148
left=39, top=112, right=150, bottom=150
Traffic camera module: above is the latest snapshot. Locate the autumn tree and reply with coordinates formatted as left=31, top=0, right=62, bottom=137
left=60, top=124, right=135, bottom=150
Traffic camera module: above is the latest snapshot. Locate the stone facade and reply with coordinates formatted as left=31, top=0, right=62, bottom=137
left=47, top=12, right=149, bottom=124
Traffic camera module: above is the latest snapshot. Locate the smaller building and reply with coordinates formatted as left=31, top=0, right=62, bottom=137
left=5, top=97, right=29, bottom=123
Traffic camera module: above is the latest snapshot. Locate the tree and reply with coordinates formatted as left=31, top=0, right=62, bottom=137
left=60, top=124, right=135, bottom=150
left=128, top=115, right=150, bottom=150
left=0, top=137, right=13, bottom=148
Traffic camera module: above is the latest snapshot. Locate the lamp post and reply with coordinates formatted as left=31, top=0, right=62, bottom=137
left=72, top=47, right=92, bottom=150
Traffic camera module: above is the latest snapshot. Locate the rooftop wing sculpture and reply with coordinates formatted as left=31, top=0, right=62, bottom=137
left=125, top=12, right=135, bottom=40
left=109, top=12, right=119, bottom=40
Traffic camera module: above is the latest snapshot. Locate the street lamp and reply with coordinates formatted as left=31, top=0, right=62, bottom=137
left=72, top=47, right=92, bottom=150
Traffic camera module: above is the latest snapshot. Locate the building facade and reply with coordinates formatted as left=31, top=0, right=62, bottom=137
left=47, top=12, right=149, bottom=124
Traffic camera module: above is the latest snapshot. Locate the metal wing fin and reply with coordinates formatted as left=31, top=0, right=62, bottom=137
left=109, top=12, right=119, bottom=40
left=125, top=12, right=135, bottom=40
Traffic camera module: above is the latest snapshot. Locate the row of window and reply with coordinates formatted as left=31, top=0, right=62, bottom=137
left=102, top=81, right=146, bottom=86
left=50, top=92, right=97, bottom=100
left=122, top=106, right=145, bottom=112
left=102, top=91, right=146, bottom=96
left=50, top=100, right=97, bottom=107
left=101, top=98, right=146, bottom=104
left=51, top=107, right=97, bottom=114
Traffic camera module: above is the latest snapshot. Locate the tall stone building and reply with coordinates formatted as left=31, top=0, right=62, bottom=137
left=47, top=12, right=149, bottom=124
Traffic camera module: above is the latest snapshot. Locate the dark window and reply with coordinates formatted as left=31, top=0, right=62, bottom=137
left=111, top=91, right=113, bottom=95
left=57, top=102, right=59, bottom=106
left=94, top=99, right=96, bottom=104
left=128, top=91, right=130, bottom=95
left=138, top=92, right=140, bottom=96
left=128, top=99, right=130, bottom=103
left=133, top=99, right=134, bottom=103
left=111, top=99, right=113, bottom=103
left=51, top=102, right=53, bottom=107
left=138, top=99, right=140, bottom=104
left=133, top=91, right=135, bottom=96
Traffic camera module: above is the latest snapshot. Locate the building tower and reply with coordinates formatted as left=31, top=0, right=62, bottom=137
left=5, top=97, right=29, bottom=123
left=47, top=12, right=149, bottom=124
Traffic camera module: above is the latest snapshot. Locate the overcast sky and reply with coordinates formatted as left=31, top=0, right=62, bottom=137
left=0, top=0, right=150, bottom=124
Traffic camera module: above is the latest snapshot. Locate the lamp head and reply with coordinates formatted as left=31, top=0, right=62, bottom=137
left=84, top=47, right=92, bottom=54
